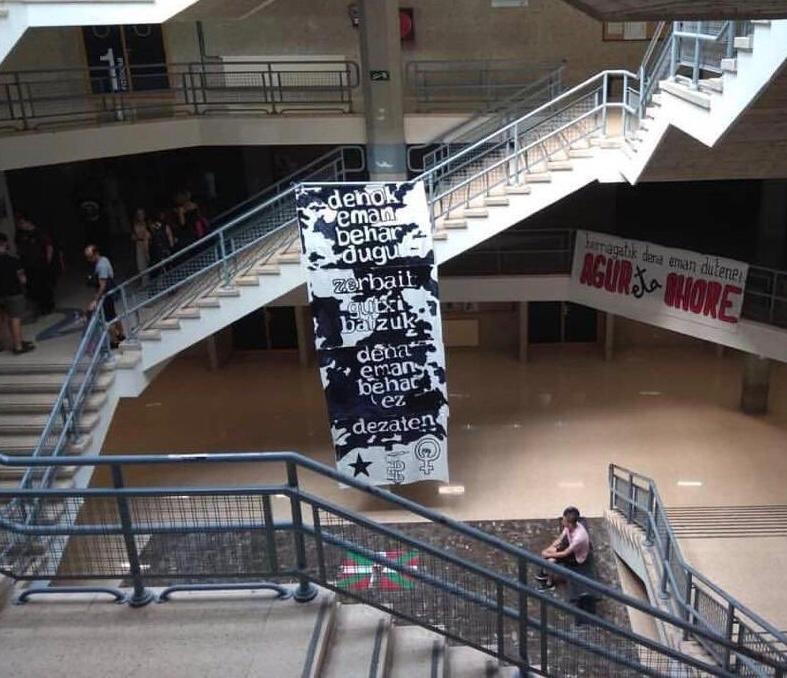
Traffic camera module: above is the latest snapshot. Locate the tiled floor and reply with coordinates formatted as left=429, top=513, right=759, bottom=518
left=99, top=341, right=787, bottom=628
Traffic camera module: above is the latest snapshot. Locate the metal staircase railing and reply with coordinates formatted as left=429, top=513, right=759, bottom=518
left=609, top=464, right=787, bottom=677
left=407, top=63, right=565, bottom=172
left=7, top=19, right=768, bottom=491
left=1, top=451, right=786, bottom=677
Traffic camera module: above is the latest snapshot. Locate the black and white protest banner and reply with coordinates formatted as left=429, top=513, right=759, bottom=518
left=296, top=182, right=449, bottom=486
left=570, top=230, right=749, bottom=330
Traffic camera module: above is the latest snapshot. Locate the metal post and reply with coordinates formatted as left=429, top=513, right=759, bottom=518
left=670, top=24, right=679, bottom=79
left=110, top=464, right=153, bottom=607
left=14, top=74, right=29, bottom=130
left=724, top=601, right=736, bottom=671
left=539, top=598, right=548, bottom=674
left=601, top=73, right=609, bottom=135
left=427, top=173, right=436, bottom=232
left=518, top=559, right=530, bottom=670
left=262, top=495, right=279, bottom=575
left=659, top=537, right=671, bottom=599
left=726, top=22, right=735, bottom=59
left=286, top=461, right=318, bottom=602
left=692, top=37, right=701, bottom=89
left=311, top=504, right=327, bottom=584
left=219, top=231, right=229, bottom=285
left=682, top=571, right=694, bottom=639
left=644, top=484, right=655, bottom=545
left=627, top=472, right=635, bottom=523
left=608, top=465, right=615, bottom=511
left=496, top=583, right=505, bottom=661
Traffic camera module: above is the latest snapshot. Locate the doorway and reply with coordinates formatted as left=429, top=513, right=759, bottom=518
left=528, top=302, right=598, bottom=344
left=82, top=25, right=169, bottom=93
left=232, top=307, right=299, bottom=351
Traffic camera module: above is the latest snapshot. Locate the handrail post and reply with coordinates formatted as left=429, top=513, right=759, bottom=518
left=608, top=464, right=615, bottom=510
left=539, top=598, right=548, bottom=674
left=219, top=231, right=230, bottom=286
left=670, top=24, right=679, bottom=79
left=724, top=601, right=736, bottom=671
left=644, top=483, right=655, bottom=545
left=111, top=464, right=153, bottom=607
left=601, top=72, right=609, bottom=135
left=692, top=35, right=701, bottom=89
left=286, top=461, right=318, bottom=602
left=726, top=21, right=735, bottom=59
left=638, top=65, right=645, bottom=121
left=682, top=570, right=694, bottom=639
left=627, top=472, right=635, bottom=523
left=659, top=537, right=672, bottom=599
left=518, top=559, right=530, bottom=670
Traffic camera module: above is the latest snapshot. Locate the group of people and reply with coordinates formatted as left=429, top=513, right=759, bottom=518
left=130, top=191, right=208, bottom=275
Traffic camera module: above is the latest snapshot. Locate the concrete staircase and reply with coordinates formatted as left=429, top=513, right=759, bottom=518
left=0, top=585, right=522, bottom=677
left=0, top=352, right=139, bottom=486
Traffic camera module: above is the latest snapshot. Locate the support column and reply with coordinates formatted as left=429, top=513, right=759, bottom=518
left=205, top=326, right=233, bottom=371
left=517, top=302, right=529, bottom=363
left=740, top=354, right=771, bottom=415
left=358, top=0, right=407, bottom=181
left=756, top=180, right=787, bottom=269
left=294, top=305, right=315, bottom=368
left=604, top=313, right=615, bottom=362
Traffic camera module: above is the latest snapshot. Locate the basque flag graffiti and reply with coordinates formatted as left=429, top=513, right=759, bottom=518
left=296, top=182, right=449, bottom=486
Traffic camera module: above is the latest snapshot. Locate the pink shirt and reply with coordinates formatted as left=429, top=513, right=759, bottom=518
left=561, top=522, right=591, bottom=564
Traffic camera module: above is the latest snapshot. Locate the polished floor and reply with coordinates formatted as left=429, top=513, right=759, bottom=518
left=102, top=342, right=787, bottom=626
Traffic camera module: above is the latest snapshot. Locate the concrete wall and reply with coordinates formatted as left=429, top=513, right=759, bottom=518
left=3, top=0, right=645, bottom=89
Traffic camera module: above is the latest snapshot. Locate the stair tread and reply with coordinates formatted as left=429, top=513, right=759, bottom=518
left=389, top=625, right=446, bottom=678
left=449, top=645, right=509, bottom=677
left=0, top=412, right=99, bottom=432
left=0, top=433, right=90, bottom=453
left=322, top=604, right=391, bottom=678
left=0, top=372, right=113, bottom=392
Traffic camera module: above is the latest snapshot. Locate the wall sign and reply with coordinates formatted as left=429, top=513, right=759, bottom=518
left=369, top=70, right=391, bottom=81
left=296, top=182, right=449, bottom=486
left=570, top=230, right=749, bottom=331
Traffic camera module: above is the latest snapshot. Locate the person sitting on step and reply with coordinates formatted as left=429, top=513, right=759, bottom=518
left=536, top=506, right=591, bottom=591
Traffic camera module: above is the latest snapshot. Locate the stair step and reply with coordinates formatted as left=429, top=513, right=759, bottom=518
left=138, top=329, right=162, bottom=341
left=525, top=172, right=552, bottom=183
left=660, top=80, right=711, bottom=110
left=546, top=160, right=572, bottom=171
left=253, top=264, right=281, bottom=275
left=0, top=391, right=107, bottom=415
left=503, top=184, right=531, bottom=195
left=277, top=253, right=302, bottom=264
left=152, top=318, right=180, bottom=331
left=0, top=412, right=99, bottom=435
left=0, top=372, right=114, bottom=395
left=196, top=297, right=220, bottom=308
left=568, top=149, right=594, bottom=158
left=0, top=464, right=77, bottom=481
left=734, top=35, right=753, bottom=51
left=172, top=308, right=201, bottom=320
left=432, top=230, right=448, bottom=240
left=235, top=276, right=260, bottom=287
left=0, top=362, right=70, bottom=376
left=484, top=196, right=509, bottom=207
left=459, top=208, right=489, bottom=218
left=114, top=352, right=141, bottom=370
left=448, top=645, right=514, bottom=677
left=0, top=433, right=91, bottom=456
left=214, top=287, right=240, bottom=297
left=721, top=58, right=737, bottom=73
left=322, top=603, right=391, bottom=678
left=699, top=77, right=724, bottom=94
left=389, top=625, right=447, bottom=678
left=751, top=20, right=771, bottom=26
left=440, top=219, right=468, bottom=230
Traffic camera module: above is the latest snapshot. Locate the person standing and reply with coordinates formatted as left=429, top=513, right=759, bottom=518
left=15, top=213, right=55, bottom=317
left=131, top=207, right=151, bottom=274
left=148, top=209, right=175, bottom=268
left=0, top=233, right=35, bottom=355
left=84, top=244, right=125, bottom=349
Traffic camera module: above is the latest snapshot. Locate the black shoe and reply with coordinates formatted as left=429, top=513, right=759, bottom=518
left=12, top=343, right=35, bottom=355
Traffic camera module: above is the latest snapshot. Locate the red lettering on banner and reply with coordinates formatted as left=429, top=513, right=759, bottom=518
left=618, top=261, right=633, bottom=294
left=664, top=275, right=742, bottom=324
left=719, top=285, right=742, bottom=324
left=593, top=255, right=606, bottom=288
left=703, top=282, right=722, bottom=319
left=579, top=254, right=594, bottom=286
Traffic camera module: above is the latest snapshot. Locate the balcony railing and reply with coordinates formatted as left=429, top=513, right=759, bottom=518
left=0, top=59, right=360, bottom=133
left=1, top=450, right=785, bottom=676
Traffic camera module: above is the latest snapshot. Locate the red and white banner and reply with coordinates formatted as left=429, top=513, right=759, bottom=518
left=570, top=230, right=749, bottom=331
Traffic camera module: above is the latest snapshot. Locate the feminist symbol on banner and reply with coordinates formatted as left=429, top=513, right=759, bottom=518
left=335, top=550, right=419, bottom=591
left=414, top=437, right=441, bottom=475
